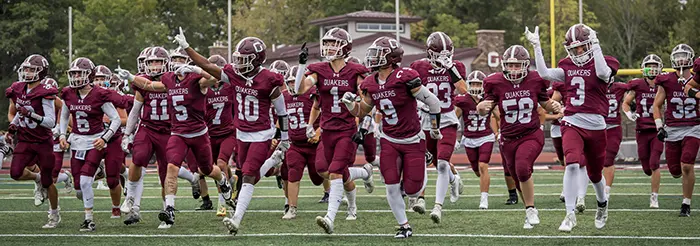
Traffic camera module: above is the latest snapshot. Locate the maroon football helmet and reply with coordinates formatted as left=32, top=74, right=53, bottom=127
left=108, top=74, right=124, bottom=91
left=94, top=65, right=112, bottom=85
left=564, top=24, right=596, bottom=67
left=208, top=55, right=227, bottom=68
left=269, top=60, right=290, bottom=78
left=232, top=37, right=266, bottom=75
left=17, top=54, right=49, bottom=83
left=137, top=47, right=152, bottom=74
left=670, top=44, right=694, bottom=69
left=144, top=46, right=169, bottom=77
left=501, top=45, right=530, bottom=82
left=170, top=47, right=192, bottom=71
left=641, top=54, right=663, bottom=78
left=426, top=31, right=454, bottom=69
left=283, top=65, right=300, bottom=93
left=365, top=37, right=404, bottom=69
left=67, top=57, right=96, bottom=88
left=41, top=78, right=58, bottom=89
left=466, top=70, right=487, bottom=97
left=321, top=27, right=352, bottom=61
left=346, top=56, right=362, bottom=64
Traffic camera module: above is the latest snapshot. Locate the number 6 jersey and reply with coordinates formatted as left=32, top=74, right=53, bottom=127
left=483, top=71, right=549, bottom=138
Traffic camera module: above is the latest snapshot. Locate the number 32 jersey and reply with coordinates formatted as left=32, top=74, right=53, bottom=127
left=483, top=72, right=549, bottom=138
left=655, top=72, right=699, bottom=127
left=306, top=62, right=369, bottom=131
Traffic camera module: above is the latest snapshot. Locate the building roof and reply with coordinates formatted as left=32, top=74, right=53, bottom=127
left=267, top=33, right=424, bottom=61
left=308, top=10, right=423, bottom=26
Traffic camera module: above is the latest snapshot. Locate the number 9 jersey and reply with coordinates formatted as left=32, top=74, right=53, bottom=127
left=483, top=71, right=549, bottom=138
left=306, top=62, right=369, bottom=131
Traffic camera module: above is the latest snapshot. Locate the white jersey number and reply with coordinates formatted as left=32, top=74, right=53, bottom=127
left=426, top=82, right=452, bottom=109
left=502, top=98, right=534, bottom=124
left=379, top=99, right=398, bottom=125
left=330, top=86, right=342, bottom=113
left=670, top=97, right=697, bottom=119
left=211, top=102, right=225, bottom=125
left=466, top=114, right=487, bottom=132
left=149, top=99, right=169, bottom=121
left=75, top=111, right=90, bottom=133
left=571, top=77, right=586, bottom=106
left=237, top=93, right=260, bottom=122
left=288, top=108, right=307, bottom=130
left=18, top=106, right=38, bottom=129
left=171, top=95, right=188, bottom=121
left=607, top=99, right=618, bottom=118
left=639, top=98, right=653, bottom=117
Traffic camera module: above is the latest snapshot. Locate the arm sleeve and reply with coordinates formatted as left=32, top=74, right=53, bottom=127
left=124, top=100, right=143, bottom=135
left=10, top=113, right=20, bottom=126
left=59, top=104, right=70, bottom=135
left=533, top=45, right=565, bottom=81
left=38, top=98, right=56, bottom=129
left=592, top=44, right=612, bottom=82
left=101, top=102, right=121, bottom=141
left=413, top=86, right=441, bottom=114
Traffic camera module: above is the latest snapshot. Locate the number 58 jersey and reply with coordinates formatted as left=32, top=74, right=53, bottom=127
left=483, top=72, right=549, bottom=138
left=306, top=62, right=369, bottom=131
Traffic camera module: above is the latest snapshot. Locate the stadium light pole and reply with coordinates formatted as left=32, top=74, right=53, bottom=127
left=395, top=0, right=400, bottom=45
left=550, top=0, right=555, bottom=68
left=579, top=0, right=583, bottom=23
left=228, top=0, right=232, bottom=62
left=69, top=6, right=73, bottom=63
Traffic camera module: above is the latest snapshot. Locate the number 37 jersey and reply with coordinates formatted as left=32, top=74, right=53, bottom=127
left=483, top=72, right=549, bottom=138
left=306, top=62, right=369, bottom=131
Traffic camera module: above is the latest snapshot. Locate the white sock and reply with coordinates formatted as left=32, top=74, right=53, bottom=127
left=346, top=188, right=357, bottom=208
left=35, top=173, right=41, bottom=183
left=386, top=184, right=408, bottom=225
left=0, top=152, right=5, bottom=161
left=218, top=193, right=225, bottom=205
left=592, top=176, right=607, bottom=203
left=481, top=192, right=488, bottom=199
left=435, top=160, right=451, bottom=205
left=683, top=198, right=691, bottom=205
left=56, top=173, right=69, bottom=183
left=284, top=197, right=289, bottom=206
left=651, top=192, right=658, bottom=197
left=233, top=183, right=255, bottom=222
left=578, top=166, right=589, bottom=197
left=127, top=180, right=138, bottom=199
left=79, top=175, right=94, bottom=209
left=259, top=156, right=280, bottom=178
left=326, top=179, right=344, bottom=221
left=85, top=210, right=93, bottom=220
left=563, top=164, right=580, bottom=213
left=134, top=175, right=144, bottom=208
left=348, top=167, right=369, bottom=181
left=178, top=166, right=195, bottom=183
left=165, top=195, right=175, bottom=207
left=605, top=185, right=611, bottom=195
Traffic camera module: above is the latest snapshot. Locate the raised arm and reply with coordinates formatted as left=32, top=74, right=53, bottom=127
left=525, top=26, right=565, bottom=82
left=173, top=27, right=222, bottom=80
left=115, top=68, right=167, bottom=92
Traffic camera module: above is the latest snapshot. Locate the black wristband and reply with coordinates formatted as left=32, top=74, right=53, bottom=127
left=689, top=88, right=699, bottom=99
left=448, top=66, right=463, bottom=83
left=430, top=113, right=441, bottom=129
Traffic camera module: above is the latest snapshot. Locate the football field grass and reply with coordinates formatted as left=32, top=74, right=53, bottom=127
left=0, top=168, right=699, bottom=245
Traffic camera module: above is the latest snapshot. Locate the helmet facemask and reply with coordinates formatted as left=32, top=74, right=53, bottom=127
left=502, top=60, right=530, bottom=83
left=232, top=52, right=256, bottom=75
left=671, top=50, right=693, bottom=69
left=566, top=41, right=594, bottom=67
left=467, top=80, right=484, bottom=97
left=321, top=38, right=348, bottom=61
left=427, top=49, right=453, bottom=69
left=67, top=68, right=92, bottom=88
left=145, top=58, right=168, bottom=77
left=17, top=65, right=43, bottom=83
left=365, top=46, right=391, bottom=69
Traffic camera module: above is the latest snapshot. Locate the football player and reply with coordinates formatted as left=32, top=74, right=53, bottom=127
left=294, top=27, right=374, bottom=233
left=116, top=44, right=233, bottom=229
left=455, top=70, right=496, bottom=209
left=409, top=32, right=467, bottom=222
left=660, top=44, right=699, bottom=217
left=6, top=54, right=62, bottom=228
left=170, top=29, right=287, bottom=235
left=527, top=24, right=619, bottom=231
left=622, top=54, right=664, bottom=208
left=59, top=57, right=123, bottom=231
left=477, top=45, right=561, bottom=229
left=344, top=36, right=440, bottom=238
left=602, top=79, right=631, bottom=202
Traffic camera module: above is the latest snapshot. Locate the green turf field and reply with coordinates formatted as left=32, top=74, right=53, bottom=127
left=1, top=169, right=699, bottom=245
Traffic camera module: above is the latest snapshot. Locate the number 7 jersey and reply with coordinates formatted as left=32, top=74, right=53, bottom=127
left=483, top=71, right=549, bottom=138
left=655, top=72, right=699, bottom=127
left=306, top=62, right=369, bottom=131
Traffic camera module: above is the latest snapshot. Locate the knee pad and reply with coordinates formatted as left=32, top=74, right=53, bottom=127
left=79, top=175, right=93, bottom=191
left=10, top=169, right=22, bottom=181
left=642, top=167, right=652, bottom=176
left=437, top=160, right=450, bottom=173
left=107, top=176, right=120, bottom=189
left=199, top=164, right=214, bottom=176
left=76, top=190, right=83, bottom=200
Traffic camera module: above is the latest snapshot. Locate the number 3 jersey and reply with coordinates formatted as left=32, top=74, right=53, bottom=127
left=410, top=59, right=466, bottom=129
left=160, top=72, right=207, bottom=136
left=626, top=78, right=657, bottom=130
left=221, top=65, right=284, bottom=141
left=306, top=62, right=369, bottom=131
left=360, top=67, right=422, bottom=143
left=283, top=87, right=319, bottom=142
left=655, top=72, right=700, bottom=128
left=206, top=83, right=235, bottom=137
left=6, top=81, right=58, bottom=142
left=133, top=75, right=171, bottom=133
left=604, top=82, right=630, bottom=126
left=483, top=71, right=549, bottom=138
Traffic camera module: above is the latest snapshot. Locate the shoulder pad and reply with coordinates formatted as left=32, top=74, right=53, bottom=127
left=406, top=77, right=422, bottom=89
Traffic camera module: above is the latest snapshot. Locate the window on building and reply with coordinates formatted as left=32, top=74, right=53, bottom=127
left=356, top=23, right=404, bottom=33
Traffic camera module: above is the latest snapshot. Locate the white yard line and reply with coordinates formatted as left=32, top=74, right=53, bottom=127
left=0, top=208, right=682, bottom=214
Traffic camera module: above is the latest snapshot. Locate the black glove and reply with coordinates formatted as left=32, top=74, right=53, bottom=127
left=298, top=42, right=308, bottom=64
left=657, top=128, right=668, bottom=142
left=352, top=128, right=368, bottom=144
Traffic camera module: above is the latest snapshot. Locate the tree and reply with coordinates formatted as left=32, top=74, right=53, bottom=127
left=231, top=0, right=324, bottom=47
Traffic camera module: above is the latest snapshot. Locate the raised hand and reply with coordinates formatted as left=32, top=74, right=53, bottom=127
left=524, top=26, right=541, bottom=47
left=173, top=27, right=190, bottom=49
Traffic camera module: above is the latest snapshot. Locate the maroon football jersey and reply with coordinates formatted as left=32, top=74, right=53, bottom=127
left=222, top=65, right=284, bottom=133
left=6, top=82, right=58, bottom=142
left=558, top=56, right=620, bottom=116
left=206, top=82, right=235, bottom=137
left=284, top=87, right=319, bottom=142
left=61, top=86, right=119, bottom=135
left=160, top=72, right=207, bottom=135
left=655, top=72, right=700, bottom=127
left=133, top=75, right=171, bottom=133
left=306, top=62, right=369, bottom=131
left=360, top=67, right=422, bottom=139
left=604, top=82, right=630, bottom=125
left=410, top=60, right=467, bottom=113
left=484, top=71, right=549, bottom=138
left=627, top=78, right=657, bottom=130
left=454, top=94, right=492, bottom=138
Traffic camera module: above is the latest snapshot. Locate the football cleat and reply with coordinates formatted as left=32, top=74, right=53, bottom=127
left=120, top=196, right=135, bottom=214
left=223, top=216, right=240, bottom=235
left=63, top=171, right=74, bottom=194
left=191, top=173, right=201, bottom=199
left=525, top=207, right=540, bottom=225
left=449, top=176, right=460, bottom=203
left=316, top=215, right=334, bottom=234
left=457, top=174, right=464, bottom=195
left=430, top=205, right=442, bottom=224
left=75, top=190, right=83, bottom=201
left=558, top=212, right=577, bottom=232
left=42, top=212, right=61, bottom=229
left=124, top=211, right=141, bottom=225
left=158, top=206, right=175, bottom=228
left=158, top=221, right=172, bottom=229
left=216, top=204, right=227, bottom=217
left=594, top=201, right=608, bottom=229
left=96, top=180, right=109, bottom=190
left=649, top=194, right=659, bottom=209
left=576, top=196, right=586, bottom=213
left=506, top=194, right=519, bottom=205
left=318, top=192, right=329, bottom=203
left=218, top=178, right=232, bottom=201
left=346, top=206, right=357, bottom=221
left=394, top=224, right=413, bottom=239
left=363, top=163, right=375, bottom=194
left=559, top=195, right=566, bottom=203
left=225, top=198, right=237, bottom=210
left=33, top=184, right=45, bottom=207
left=679, top=203, right=691, bottom=217
left=479, top=195, right=489, bottom=210
left=111, top=207, right=121, bottom=219
left=197, top=199, right=213, bottom=211
left=282, top=206, right=297, bottom=220
left=276, top=175, right=284, bottom=189
left=412, top=197, right=426, bottom=214
left=79, top=219, right=95, bottom=232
